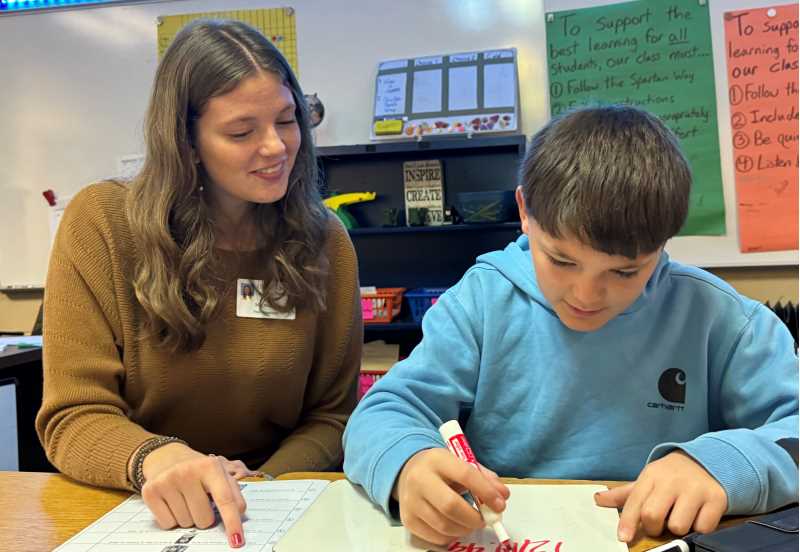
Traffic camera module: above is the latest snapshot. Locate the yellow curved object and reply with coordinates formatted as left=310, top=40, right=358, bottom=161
left=323, top=191, right=376, bottom=210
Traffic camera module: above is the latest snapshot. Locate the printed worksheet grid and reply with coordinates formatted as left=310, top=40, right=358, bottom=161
left=54, top=480, right=329, bottom=552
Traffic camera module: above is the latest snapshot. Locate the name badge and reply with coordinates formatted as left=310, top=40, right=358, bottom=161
left=236, top=279, right=296, bottom=320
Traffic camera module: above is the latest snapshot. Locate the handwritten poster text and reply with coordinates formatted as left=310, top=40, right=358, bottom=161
left=545, top=0, right=725, bottom=236
left=724, top=4, right=799, bottom=252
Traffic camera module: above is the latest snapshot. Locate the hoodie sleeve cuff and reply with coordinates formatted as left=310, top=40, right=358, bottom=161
left=368, top=432, right=442, bottom=516
left=648, top=435, right=761, bottom=514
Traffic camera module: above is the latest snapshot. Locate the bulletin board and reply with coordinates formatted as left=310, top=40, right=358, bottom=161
left=371, top=48, right=519, bottom=140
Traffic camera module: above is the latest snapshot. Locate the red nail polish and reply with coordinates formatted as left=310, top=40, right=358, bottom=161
left=231, top=532, right=243, bottom=547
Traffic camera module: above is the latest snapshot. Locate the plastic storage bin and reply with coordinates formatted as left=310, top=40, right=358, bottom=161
left=405, top=287, right=448, bottom=323
left=456, top=190, right=517, bottom=223
left=358, top=370, right=386, bottom=400
left=361, top=287, right=405, bottom=324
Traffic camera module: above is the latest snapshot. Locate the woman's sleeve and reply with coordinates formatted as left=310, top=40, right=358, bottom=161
left=259, top=218, right=362, bottom=475
left=35, top=185, right=156, bottom=490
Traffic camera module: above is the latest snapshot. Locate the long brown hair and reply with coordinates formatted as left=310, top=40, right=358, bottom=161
left=127, top=19, right=329, bottom=352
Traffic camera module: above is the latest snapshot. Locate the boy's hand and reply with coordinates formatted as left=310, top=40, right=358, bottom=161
left=595, top=450, right=728, bottom=542
left=140, top=443, right=255, bottom=548
left=393, top=448, right=510, bottom=546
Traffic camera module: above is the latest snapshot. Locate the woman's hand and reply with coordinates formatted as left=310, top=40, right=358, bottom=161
left=595, top=450, right=728, bottom=543
left=140, top=443, right=258, bottom=548
left=394, top=448, right=509, bottom=546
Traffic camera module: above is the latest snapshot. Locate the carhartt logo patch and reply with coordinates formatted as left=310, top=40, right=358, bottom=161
left=647, top=368, right=687, bottom=412
left=658, top=368, right=686, bottom=404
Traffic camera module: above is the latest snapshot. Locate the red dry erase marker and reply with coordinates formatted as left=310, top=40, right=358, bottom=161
left=439, top=420, right=510, bottom=544
left=42, top=190, right=56, bottom=206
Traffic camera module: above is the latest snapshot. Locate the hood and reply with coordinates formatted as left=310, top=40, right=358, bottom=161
left=475, top=234, right=671, bottom=316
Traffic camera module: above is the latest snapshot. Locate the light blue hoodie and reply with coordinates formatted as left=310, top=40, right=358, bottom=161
left=343, top=235, right=798, bottom=517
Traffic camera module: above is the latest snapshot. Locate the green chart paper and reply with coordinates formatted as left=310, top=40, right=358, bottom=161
left=546, top=0, right=725, bottom=236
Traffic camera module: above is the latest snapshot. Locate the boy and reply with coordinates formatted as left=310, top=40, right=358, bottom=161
left=343, top=105, right=798, bottom=546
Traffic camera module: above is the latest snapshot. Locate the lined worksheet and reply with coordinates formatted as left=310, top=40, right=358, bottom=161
left=55, top=480, right=328, bottom=552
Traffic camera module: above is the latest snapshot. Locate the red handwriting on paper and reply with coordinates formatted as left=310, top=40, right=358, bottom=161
left=447, top=539, right=564, bottom=552
left=447, top=543, right=487, bottom=552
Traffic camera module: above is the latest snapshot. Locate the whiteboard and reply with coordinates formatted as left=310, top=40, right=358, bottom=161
left=0, top=0, right=795, bottom=288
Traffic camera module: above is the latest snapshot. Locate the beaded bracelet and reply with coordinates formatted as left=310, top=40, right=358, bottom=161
left=130, top=436, right=187, bottom=492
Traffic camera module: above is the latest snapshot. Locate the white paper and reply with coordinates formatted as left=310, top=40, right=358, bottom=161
left=484, top=49, right=514, bottom=60
left=484, top=63, right=516, bottom=108
left=414, top=56, right=443, bottom=67
left=54, top=480, right=329, bottom=552
left=448, top=66, right=478, bottom=111
left=450, top=52, right=479, bottom=63
left=276, top=480, right=628, bottom=552
left=374, top=73, right=407, bottom=117
left=412, top=69, right=442, bottom=114
left=379, top=59, right=408, bottom=71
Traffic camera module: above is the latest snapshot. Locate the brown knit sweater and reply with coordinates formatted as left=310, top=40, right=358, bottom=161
left=36, top=182, right=362, bottom=491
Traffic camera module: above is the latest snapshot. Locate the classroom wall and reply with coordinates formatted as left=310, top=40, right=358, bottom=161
left=0, top=0, right=798, bottom=290
left=708, top=266, right=799, bottom=306
left=0, top=0, right=796, bottom=332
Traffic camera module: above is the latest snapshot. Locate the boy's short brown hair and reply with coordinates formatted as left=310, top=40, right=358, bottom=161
left=519, top=105, right=692, bottom=259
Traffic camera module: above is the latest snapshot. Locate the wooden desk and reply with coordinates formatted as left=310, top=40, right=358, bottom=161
left=0, top=346, right=53, bottom=472
left=0, top=470, right=710, bottom=552
left=0, top=471, right=129, bottom=552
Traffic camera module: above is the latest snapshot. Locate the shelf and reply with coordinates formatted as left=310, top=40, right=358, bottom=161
left=0, top=286, right=44, bottom=294
left=364, top=321, right=421, bottom=331
left=317, top=134, right=526, bottom=158
left=350, top=222, right=520, bottom=236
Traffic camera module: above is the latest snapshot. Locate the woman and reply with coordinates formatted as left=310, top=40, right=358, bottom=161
left=36, top=20, right=362, bottom=548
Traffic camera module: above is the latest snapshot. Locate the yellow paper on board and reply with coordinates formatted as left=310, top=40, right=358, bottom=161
left=156, top=7, right=298, bottom=75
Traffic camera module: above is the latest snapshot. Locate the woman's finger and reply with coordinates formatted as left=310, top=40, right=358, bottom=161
left=203, top=457, right=247, bottom=548
left=182, top=478, right=218, bottom=529
left=226, top=471, right=248, bottom=514
left=141, top=484, right=178, bottom=530
left=159, top=486, right=194, bottom=528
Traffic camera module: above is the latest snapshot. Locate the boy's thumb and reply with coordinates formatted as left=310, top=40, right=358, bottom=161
left=594, top=483, right=633, bottom=508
